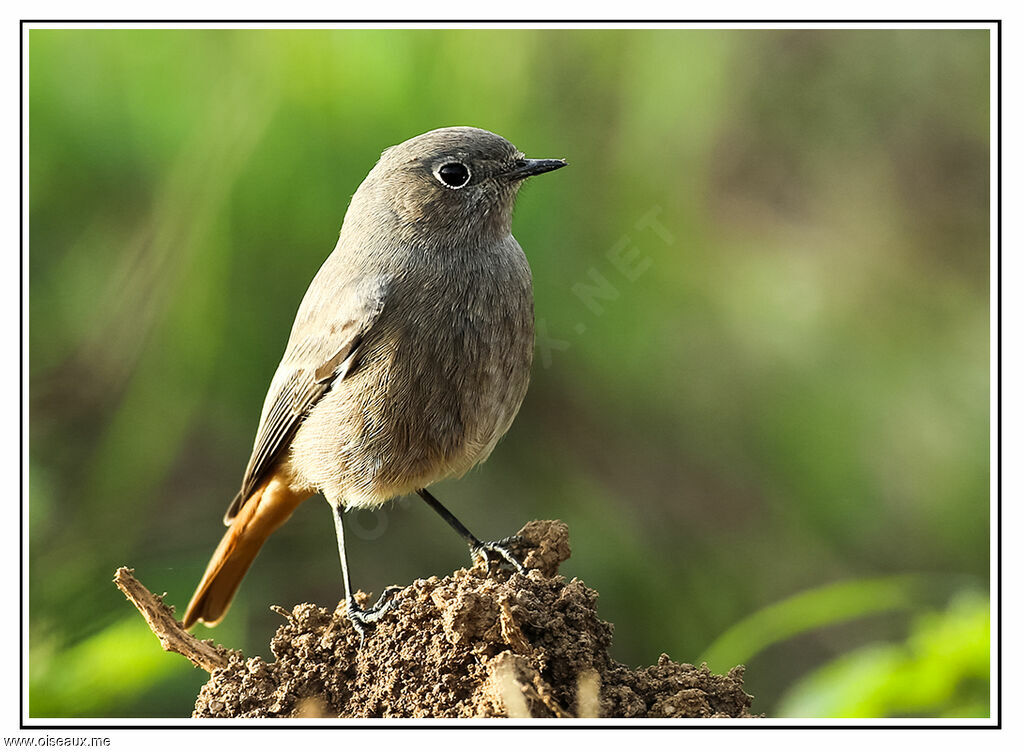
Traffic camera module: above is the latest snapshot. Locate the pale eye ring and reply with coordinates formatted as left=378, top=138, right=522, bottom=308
left=434, top=161, right=471, bottom=189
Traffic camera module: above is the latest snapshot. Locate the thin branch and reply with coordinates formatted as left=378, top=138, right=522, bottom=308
left=113, top=567, right=233, bottom=674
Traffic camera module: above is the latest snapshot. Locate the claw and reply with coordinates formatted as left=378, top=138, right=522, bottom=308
left=471, top=535, right=530, bottom=576
left=345, top=586, right=402, bottom=647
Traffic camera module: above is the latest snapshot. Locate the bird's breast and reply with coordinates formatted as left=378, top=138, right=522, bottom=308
left=386, top=251, right=534, bottom=468
left=294, top=239, right=534, bottom=507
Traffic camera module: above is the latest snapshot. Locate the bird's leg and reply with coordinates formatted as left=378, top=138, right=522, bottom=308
left=332, top=503, right=400, bottom=644
left=416, top=488, right=529, bottom=575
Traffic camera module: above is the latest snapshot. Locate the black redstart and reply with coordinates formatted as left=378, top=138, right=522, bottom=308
left=183, top=126, right=566, bottom=635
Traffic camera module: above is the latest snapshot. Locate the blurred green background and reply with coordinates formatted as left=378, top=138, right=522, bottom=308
left=28, top=28, right=991, bottom=718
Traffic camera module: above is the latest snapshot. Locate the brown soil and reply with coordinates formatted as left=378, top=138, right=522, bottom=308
left=192, top=520, right=753, bottom=718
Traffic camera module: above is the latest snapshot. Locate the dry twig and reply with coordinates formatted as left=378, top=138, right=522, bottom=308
left=113, top=567, right=233, bottom=674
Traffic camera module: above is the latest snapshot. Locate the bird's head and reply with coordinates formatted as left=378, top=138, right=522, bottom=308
left=348, top=126, right=566, bottom=251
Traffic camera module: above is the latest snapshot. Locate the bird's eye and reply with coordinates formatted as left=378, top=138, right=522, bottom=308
left=435, top=162, right=471, bottom=189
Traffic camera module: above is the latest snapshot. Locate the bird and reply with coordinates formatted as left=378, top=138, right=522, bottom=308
left=182, top=126, right=566, bottom=635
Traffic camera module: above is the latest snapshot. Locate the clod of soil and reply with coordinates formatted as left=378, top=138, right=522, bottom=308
left=192, top=520, right=753, bottom=718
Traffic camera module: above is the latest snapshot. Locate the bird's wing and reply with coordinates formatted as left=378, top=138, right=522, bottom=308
left=223, top=276, right=388, bottom=524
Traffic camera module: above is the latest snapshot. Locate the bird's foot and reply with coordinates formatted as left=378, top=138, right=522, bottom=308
left=471, top=536, right=530, bottom=576
left=345, top=586, right=401, bottom=646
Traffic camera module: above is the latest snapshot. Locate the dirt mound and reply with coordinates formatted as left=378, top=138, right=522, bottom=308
left=188, top=520, right=752, bottom=718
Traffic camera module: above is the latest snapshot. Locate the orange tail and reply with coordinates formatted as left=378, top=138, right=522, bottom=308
left=183, top=476, right=309, bottom=629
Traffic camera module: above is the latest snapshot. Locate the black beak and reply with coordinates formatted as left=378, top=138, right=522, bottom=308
left=503, top=158, right=568, bottom=181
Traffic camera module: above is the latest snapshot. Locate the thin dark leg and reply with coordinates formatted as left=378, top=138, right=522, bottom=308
left=417, top=488, right=483, bottom=548
left=416, top=488, right=528, bottom=575
left=332, top=503, right=399, bottom=643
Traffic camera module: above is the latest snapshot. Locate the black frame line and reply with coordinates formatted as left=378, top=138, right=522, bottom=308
left=17, top=17, right=1002, bottom=732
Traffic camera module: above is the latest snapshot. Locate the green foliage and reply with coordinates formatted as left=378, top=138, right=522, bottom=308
left=776, top=592, right=990, bottom=718
left=30, top=618, right=187, bottom=717
left=28, top=28, right=990, bottom=718
left=700, top=575, right=930, bottom=673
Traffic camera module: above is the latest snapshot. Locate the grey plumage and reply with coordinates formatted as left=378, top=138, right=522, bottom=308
left=185, top=126, right=565, bottom=630
left=236, top=126, right=540, bottom=513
